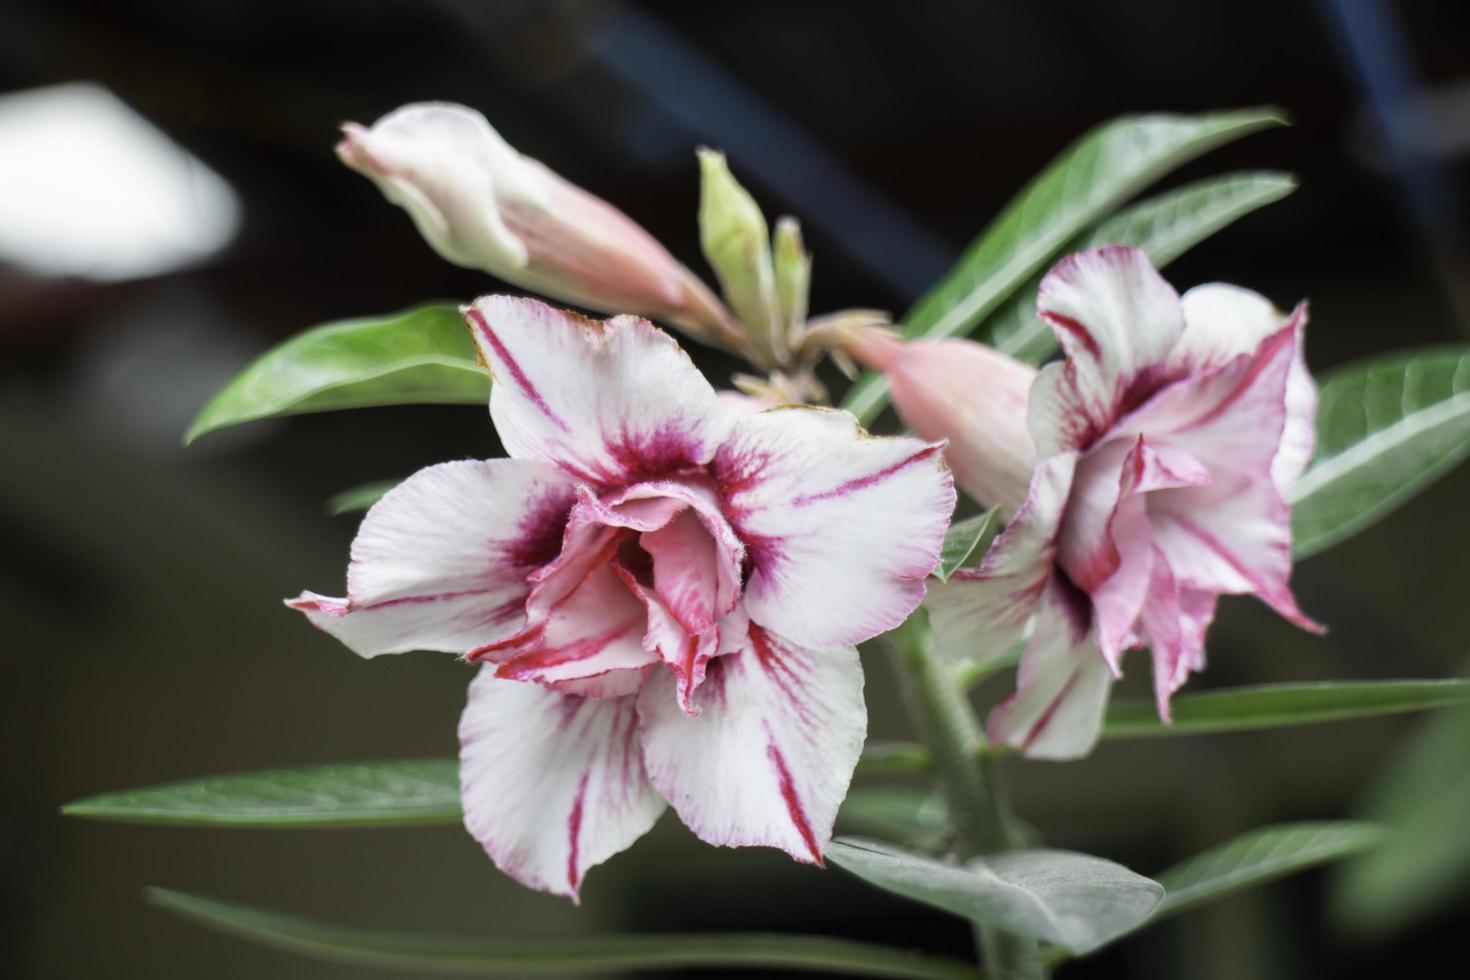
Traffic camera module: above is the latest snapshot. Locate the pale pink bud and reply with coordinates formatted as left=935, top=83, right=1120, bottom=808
left=337, top=103, right=738, bottom=347
left=847, top=327, right=1036, bottom=516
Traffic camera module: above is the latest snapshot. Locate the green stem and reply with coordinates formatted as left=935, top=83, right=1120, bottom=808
left=884, top=616, right=1041, bottom=980
left=148, top=887, right=984, bottom=980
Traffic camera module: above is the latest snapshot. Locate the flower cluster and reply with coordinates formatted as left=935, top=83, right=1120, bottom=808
left=853, top=246, right=1321, bottom=758
left=296, top=101, right=1321, bottom=898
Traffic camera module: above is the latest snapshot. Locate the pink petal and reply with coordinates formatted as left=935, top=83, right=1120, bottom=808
left=713, top=407, right=955, bottom=648
left=987, top=579, right=1114, bottom=760
left=286, top=459, right=577, bottom=658
left=636, top=627, right=865, bottom=864
left=641, top=509, right=723, bottom=635
left=489, top=562, right=658, bottom=689
left=458, top=667, right=665, bottom=899
left=1168, top=289, right=1316, bottom=491
left=851, top=333, right=1038, bottom=516
left=465, top=296, right=728, bottom=485
left=1134, top=330, right=1321, bottom=631
left=926, top=453, right=1077, bottom=662
left=1030, top=246, right=1186, bottom=456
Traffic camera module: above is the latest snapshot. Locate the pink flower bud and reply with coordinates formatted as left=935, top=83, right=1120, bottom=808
left=337, top=103, right=737, bottom=347
left=847, top=327, right=1036, bottom=516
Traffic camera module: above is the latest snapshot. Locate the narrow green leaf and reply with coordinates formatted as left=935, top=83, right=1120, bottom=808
left=62, top=760, right=461, bottom=828
left=841, top=107, right=1287, bottom=423
left=1154, top=821, right=1383, bottom=919
left=837, top=787, right=948, bottom=845
left=1290, top=347, right=1470, bottom=558
left=1102, top=679, right=1470, bottom=739
left=65, top=744, right=934, bottom=829
left=979, top=171, right=1298, bottom=364
left=828, top=838, right=1162, bottom=955
left=147, top=888, right=982, bottom=979
left=327, top=478, right=401, bottom=516
left=935, top=510, right=1001, bottom=582
left=1333, top=702, right=1470, bottom=935
left=185, top=304, right=488, bottom=444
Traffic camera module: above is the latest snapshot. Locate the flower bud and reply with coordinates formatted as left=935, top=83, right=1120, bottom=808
left=697, top=149, right=784, bottom=364
left=846, top=328, right=1036, bottom=515
left=773, top=216, right=811, bottom=341
left=338, top=103, right=739, bottom=348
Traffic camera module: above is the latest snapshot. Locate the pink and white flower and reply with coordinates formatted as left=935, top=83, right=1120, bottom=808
left=857, top=246, right=1321, bottom=759
left=289, top=296, right=954, bottom=896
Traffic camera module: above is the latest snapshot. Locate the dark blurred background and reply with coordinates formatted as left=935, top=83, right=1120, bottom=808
left=4, top=1, right=1470, bottom=977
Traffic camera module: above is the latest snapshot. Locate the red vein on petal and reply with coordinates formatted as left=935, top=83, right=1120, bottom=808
left=765, top=740, right=821, bottom=864
left=791, top=444, right=942, bottom=506
left=465, top=306, right=572, bottom=433
left=566, top=772, right=589, bottom=895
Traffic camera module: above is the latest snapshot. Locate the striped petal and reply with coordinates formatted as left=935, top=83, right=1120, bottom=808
left=635, top=627, right=865, bottom=864
left=713, top=407, right=954, bottom=648
left=927, top=453, right=1076, bottom=663
left=987, top=579, right=1114, bottom=760
left=466, top=296, right=728, bottom=486
left=1030, top=246, right=1185, bottom=456
left=458, top=667, right=665, bottom=899
left=287, top=459, right=577, bottom=658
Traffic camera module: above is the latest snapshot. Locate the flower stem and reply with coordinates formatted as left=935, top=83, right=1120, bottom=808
left=884, top=614, right=1042, bottom=980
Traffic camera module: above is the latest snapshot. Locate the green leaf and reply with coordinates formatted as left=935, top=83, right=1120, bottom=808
left=62, top=760, right=461, bottom=828
left=853, top=740, right=934, bottom=777
left=1333, top=702, right=1470, bottom=935
left=1102, top=679, right=1470, bottom=739
left=841, top=107, right=1287, bottom=423
left=837, top=787, right=948, bottom=845
left=147, top=888, right=981, bottom=979
left=64, top=744, right=934, bottom=829
left=1154, top=821, right=1383, bottom=920
left=327, top=478, right=401, bottom=516
left=185, top=304, right=488, bottom=444
left=1289, top=347, right=1470, bottom=558
left=935, top=510, right=1002, bottom=582
left=979, top=171, right=1297, bottom=364
left=828, top=838, right=1162, bottom=955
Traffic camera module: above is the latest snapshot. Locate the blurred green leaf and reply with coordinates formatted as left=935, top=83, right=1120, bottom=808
left=841, top=107, right=1287, bottom=423
left=1334, top=703, right=1470, bottom=935
left=1102, top=679, right=1470, bottom=739
left=837, top=787, right=948, bottom=846
left=935, top=510, right=1001, bottom=582
left=185, top=304, right=488, bottom=444
left=1154, top=821, right=1384, bottom=920
left=1290, top=347, right=1470, bottom=558
left=327, top=478, right=401, bottom=516
left=979, top=171, right=1297, bottom=364
left=146, top=888, right=982, bottom=979
left=62, top=760, right=461, bottom=828
left=66, top=744, right=935, bottom=829
left=828, top=838, right=1162, bottom=955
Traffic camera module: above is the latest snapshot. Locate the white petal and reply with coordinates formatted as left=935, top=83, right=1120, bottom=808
left=927, top=453, right=1076, bottom=663
left=636, top=628, right=865, bottom=864
left=458, top=667, right=665, bottom=899
left=466, top=296, right=728, bottom=485
left=1175, top=287, right=1315, bottom=490
left=987, top=580, right=1114, bottom=761
left=713, top=406, right=954, bottom=648
left=1030, top=246, right=1185, bottom=455
left=287, top=459, right=577, bottom=658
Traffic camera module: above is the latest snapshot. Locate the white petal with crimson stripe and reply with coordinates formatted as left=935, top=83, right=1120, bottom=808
left=287, top=458, right=578, bottom=658
left=458, top=666, right=665, bottom=899
left=713, top=406, right=954, bottom=649
left=635, top=628, right=865, bottom=864
left=465, top=296, right=728, bottom=485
